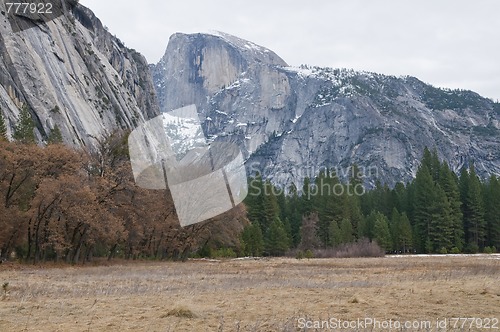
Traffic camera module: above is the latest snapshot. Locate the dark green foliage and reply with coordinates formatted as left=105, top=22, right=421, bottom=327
left=484, top=176, right=500, bottom=248
left=241, top=223, right=264, bottom=256
left=328, top=219, right=342, bottom=247
left=243, top=149, right=497, bottom=256
left=359, top=210, right=376, bottom=241
left=13, top=105, right=35, bottom=143
left=439, top=162, right=464, bottom=250
left=413, top=165, right=436, bottom=252
left=262, top=180, right=280, bottom=230
left=422, top=86, right=487, bottom=111
left=47, top=125, right=63, bottom=144
left=286, top=183, right=302, bottom=247
left=429, top=184, right=453, bottom=251
left=265, top=218, right=289, bottom=256
left=245, top=174, right=265, bottom=226
left=461, top=164, right=486, bottom=250
left=0, top=110, right=7, bottom=140
left=338, top=218, right=354, bottom=244
left=372, top=212, right=392, bottom=251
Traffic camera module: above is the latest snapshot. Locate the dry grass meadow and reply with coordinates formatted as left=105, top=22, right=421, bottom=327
left=0, top=255, right=499, bottom=331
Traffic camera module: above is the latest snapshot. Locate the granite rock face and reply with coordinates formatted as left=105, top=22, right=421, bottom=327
left=152, top=32, right=500, bottom=187
left=0, top=3, right=159, bottom=146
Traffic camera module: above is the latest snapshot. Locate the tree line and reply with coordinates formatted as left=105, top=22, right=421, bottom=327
left=1, top=106, right=499, bottom=262
left=0, top=107, right=246, bottom=263
left=242, top=148, right=500, bottom=256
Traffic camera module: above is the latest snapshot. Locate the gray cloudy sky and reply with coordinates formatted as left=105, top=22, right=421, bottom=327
left=79, top=0, right=500, bottom=101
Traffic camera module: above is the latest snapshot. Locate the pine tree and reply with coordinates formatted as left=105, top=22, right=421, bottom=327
left=47, top=125, right=63, bottom=144
left=283, top=217, right=293, bottom=247
left=328, top=220, right=341, bottom=247
left=13, top=105, right=35, bottom=143
left=439, top=161, right=464, bottom=251
left=265, top=218, right=289, bottom=256
left=483, top=175, right=500, bottom=249
left=392, top=182, right=408, bottom=214
left=286, top=183, right=302, bottom=247
left=245, top=174, right=264, bottom=226
left=312, top=170, right=330, bottom=245
left=359, top=210, right=377, bottom=241
left=316, top=169, right=346, bottom=246
left=338, top=218, right=354, bottom=244
left=0, top=110, right=7, bottom=141
left=373, top=212, right=392, bottom=251
left=413, top=165, right=436, bottom=252
left=347, top=165, right=364, bottom=237
left=372, top=181, right=392, bottom=216
left=421, top=147, right=433, bottom=171
left=429, top=184, right=453, bottom=252
left=262, top=180, right=280, bottom=231
left=300, top=177, right=313, bottom=216
left=241, top=223, right=264, bottom=256
left=461, top=164, right=486, bottom=252
left=430, top=148, right=441, bottom=182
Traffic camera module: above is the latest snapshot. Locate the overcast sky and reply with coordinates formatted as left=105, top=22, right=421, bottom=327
left=79, top=0, right=500, bottom=101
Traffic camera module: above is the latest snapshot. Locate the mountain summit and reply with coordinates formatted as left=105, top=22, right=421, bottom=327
left=151, top=32, right=500, bottom=187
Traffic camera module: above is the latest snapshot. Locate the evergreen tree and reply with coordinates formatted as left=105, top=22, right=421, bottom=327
left=430, top=148, right=441, bottom=182
left=429, top=184, right=453, bottom=252
left=328, top=220, right=341, bottom=247
left=286, top=183, right=302, bottom=247
left=439, top=161, right=464, bottom=251
left=283, top=217, right=293, bottom=247
left=359, top=210, right=377, bottom=240
left=421, top=147, right=433, bottom=172
left=0, top=110, right=7, bottom=141
left=373, top=212, right=392, bottom=251
left=13, top=104, right=35, bottom=143
left=420, top=147, right=441, bottom=182
left=312, top=170, right=330, bottom=245
left=392, top=182, right=408, bottom=214
left=338, top=218, right=354, bottom=244
left=265, top=218, right=289, bottom=256
left=461, top=164, right=486, bottom=252
left=371, top=181, right=393, bottom=216
left=318, top=169, right=347, bottom=245
left=307, top=169, right=347, bottom=246
left=241, top=223, right=264, bottom=256
left=245, top=174, right=264, bottom=226
left=405, top=181, right=416, bottom=223
left=47, top=125, right=63, bottom=144
left=262, top=180, right=280, bottom=230
left=413, top=165, right=436, bottom=252
left=300, top=177, right=313, bottom=216
left=347, top=165, right=364, bottom=237
left=484, top=176, right=500, bottom=248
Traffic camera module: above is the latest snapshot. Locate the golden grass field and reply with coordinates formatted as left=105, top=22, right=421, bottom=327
left=0, top=255, right=499, bottom=331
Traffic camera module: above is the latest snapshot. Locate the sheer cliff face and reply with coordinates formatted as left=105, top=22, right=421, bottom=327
left=153, top=32, right=500, bottom=187
left=0, top=3, right=159, bottom=146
